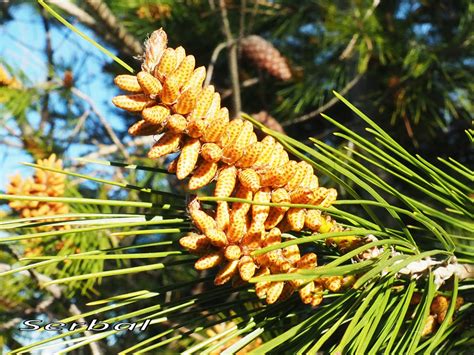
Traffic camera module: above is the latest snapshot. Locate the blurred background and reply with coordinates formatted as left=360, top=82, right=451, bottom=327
left=0, top=0, right=472, bottom=351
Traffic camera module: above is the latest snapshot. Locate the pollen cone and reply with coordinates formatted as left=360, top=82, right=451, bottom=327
left=113, top=28, right=351, bottom=306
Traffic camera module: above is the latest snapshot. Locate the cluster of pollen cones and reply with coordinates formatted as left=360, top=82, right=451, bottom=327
left=112, top=28, right=353, bottom=305
left=0, top=65, right=22, bottom=89
left=411, top=294, right=464, bottom=336
left=7, top=154, right=70, bottom=256
left=7, top=154, right=69, bottom=222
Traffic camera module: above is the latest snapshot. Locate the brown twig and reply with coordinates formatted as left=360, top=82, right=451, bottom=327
left=71, top=87, right=130, bottom=159
left=52, top=0, right=142, bottom=56
left=221, top=77, right=259, bottom=99
left=68, top=109, right=91, bottom=141
left=238, top=0, right=247, bottom=53
left=205, top=41, right=228, bottom=86
left=83, top=0, right=143, bottom=55
left=39, top=9, right=53, bottom=133
left=282, top=73, right=364, bottom=127
left=339, top=0, right=380, bottom=60
left=78, top=136, right=155, bottom=161
left=218, top=0, right=241, bottom=116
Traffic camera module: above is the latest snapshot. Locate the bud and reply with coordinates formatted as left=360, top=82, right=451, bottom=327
left=142, top=28, right=168, bottom=73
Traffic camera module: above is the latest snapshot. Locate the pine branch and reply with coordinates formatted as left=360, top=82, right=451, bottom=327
left=218, top=0, right=241, bottom=116
left=39, top=9, right=53, bottom=133
left=283, top=73, right=364, bottom=126
left=205, top=41, right=228, bottom=86
left=221, top=77, right=259, bottom=99
left=71, top=87, right=130, bottom=159
left=83, top=0, right=142, bottom=56
left=78, top=136, right=154, bottom=161
left=52, top=0, right=142, bottom=56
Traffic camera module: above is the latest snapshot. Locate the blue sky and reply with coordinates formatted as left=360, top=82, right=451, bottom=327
left=1, top=3, right=129, bottom=188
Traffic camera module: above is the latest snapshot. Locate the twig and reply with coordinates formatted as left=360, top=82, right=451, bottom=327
left=3, top=123, right=21, bottom=137
left=205, top=41, right=228, bottom=86
left=1, top=138, right=23, bottom=149
left=64, top=109, right=91, bottom=152
left=78, top=136, right=154, bottom=161
left=52, top=0, right=142, bottom=56
left=282, top=73, right=363, bottom=127
left=246, top=0, right=260, bottom=36
left=221, top=77, right=259, bottom=99
left=39, top=9, right=53, bottom=133
left=238, top=0, right=247, bottom=52
left=71, top=87, right=130, bottom=159
left=68, top=109, right=91, bottom=141
left=339, top=0, right=380, bottom=60
left=49, top=0, right=96, bottom=25
left=208, top=0, right=216, bottom=11
left=339, top=34, right=359, bottom=60
left=218, top=0, right=241, bottom=116
left=364, top=0, right=380, bottom=20
left=83, top=0, right=143, bottom=56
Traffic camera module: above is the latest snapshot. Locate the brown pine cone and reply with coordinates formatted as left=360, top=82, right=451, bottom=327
left=241, top=35, right=292, bottom=81
left=252, top=111, right=285, bottom=134
left=136, top=3, right=172, bottom=21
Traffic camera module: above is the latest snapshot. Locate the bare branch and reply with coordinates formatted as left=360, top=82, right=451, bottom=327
left=283, top=73, right=363, bottom=127
left=83, top=0, right=143, bottom=56
left=68, top=109, right=91, bottom=141
left=50, top=0, right=96, bottom=25
left=339, top=0, right=380, bottom=60
left=78, top=136, right=155, bottom=161
left=51, top=0, right=142, bottom=56
left=218, top=0, right=241, bottom=116
left=71, top=87, right=130, bottom=159
left=221, top=77, right=259, bottom=99
left=39, top=9, right=53, bottom=133
left=205, top=41, right=228, bottom=86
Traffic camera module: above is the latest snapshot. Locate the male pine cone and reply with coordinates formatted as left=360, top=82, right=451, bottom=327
left=7, top=154, right=69, bottom=221
left=0, top=65, right=22, bottom=89
left=112, top=28, right=354, bottom=305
